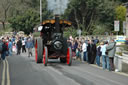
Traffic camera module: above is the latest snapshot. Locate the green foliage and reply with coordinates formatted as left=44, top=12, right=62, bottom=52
left=121, top=45, right=128, bottom=51
left=115, top=5, right=126, bottom=34
left=0, top=24, right=12, bottom=35
left=116, top=52, right=122, bottom=56
left=1, top=0, right=126, bottom=35
left=98, top=0, right=116, bottom=25
left=33, top=32, right=40, bottom=37
left=119, top=0, right=127, bottom=3
left=115, top=6, right=126, bottom=21
left=64, top=27, right=77, bottom=38
left=63, top=0, right=117, bottom=35
left=8, top=9, right=40, bottom=34
left=8, top=0, right=53, bottom=34
left=92, top=23, right=111, bottom=35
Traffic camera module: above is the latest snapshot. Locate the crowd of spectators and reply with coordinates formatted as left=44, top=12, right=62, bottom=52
left=0, top=33, right=117, bottom=71
left=68, top=35, right=116, bottom=71
left=0, top=33, right=34, bottom=61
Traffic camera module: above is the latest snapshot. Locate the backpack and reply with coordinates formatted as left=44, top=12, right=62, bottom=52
left=0, top=41, right=3, bottom=52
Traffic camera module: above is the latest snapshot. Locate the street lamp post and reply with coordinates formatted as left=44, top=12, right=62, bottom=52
left=40, top=0, right=42, bottom=24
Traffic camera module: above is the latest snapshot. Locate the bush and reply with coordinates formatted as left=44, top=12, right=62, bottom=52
left=116, top=52, right=122, bottom=56
left=92, top=23, right=111, bottom=35
left=33, top=32, right=40, bottom=37
left=63, top=27, right=77, bottom=38
left=121, top=45, right=128, bottom=51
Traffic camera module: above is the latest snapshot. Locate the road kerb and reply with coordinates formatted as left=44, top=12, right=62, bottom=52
left=90, top=64, right=128, bottom=77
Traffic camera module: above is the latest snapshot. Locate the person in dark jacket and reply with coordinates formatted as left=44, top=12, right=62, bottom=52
left=17, top=38, right=22, bottom=55
left=87, top=40, right=96, bottom=64
left=96, top=42, right=103, bottom=66
left=1, top=38, right=7, bottom=60
left=94, top=36, right=99, bottom=44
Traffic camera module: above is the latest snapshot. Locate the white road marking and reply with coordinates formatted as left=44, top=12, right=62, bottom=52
left=1, top=60, right=5, bottom=85
left=1, top=59, right=11, bottom=85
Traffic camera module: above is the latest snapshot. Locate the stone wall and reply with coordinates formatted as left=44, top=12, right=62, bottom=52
left=81, top=35, right=117, bottom=41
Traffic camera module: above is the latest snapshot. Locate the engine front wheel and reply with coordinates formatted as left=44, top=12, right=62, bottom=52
left=35, top=37, right=43, bottom=63
left=43, top=47, right=48, bottom=66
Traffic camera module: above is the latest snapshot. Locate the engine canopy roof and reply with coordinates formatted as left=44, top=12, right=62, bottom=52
left=42, top=19, right=72, bottom=27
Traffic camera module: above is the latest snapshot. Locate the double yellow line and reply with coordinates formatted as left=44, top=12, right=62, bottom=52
left=1, top=59, right=10, bottom=85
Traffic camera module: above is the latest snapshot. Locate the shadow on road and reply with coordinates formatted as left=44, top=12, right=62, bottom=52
left=46, top=60, right=86, bottom=67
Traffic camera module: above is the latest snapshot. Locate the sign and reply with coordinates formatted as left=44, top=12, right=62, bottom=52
left=123, top=21, right=126, bottom=34
left=116, top=35, right=126, bottom=45
left=114, top=21, right=120, bottom=31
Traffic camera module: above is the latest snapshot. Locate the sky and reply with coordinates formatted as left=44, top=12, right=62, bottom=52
left=47, top=0, right=69, bottom=15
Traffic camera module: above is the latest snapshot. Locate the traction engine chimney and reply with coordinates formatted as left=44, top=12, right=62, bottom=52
left=55, top=15, right=60, bottom=33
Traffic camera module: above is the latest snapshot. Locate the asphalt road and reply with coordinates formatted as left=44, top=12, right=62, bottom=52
left=0, top=50, right=128, bottom=85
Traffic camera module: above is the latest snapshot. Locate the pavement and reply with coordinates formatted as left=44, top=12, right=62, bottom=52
left=0, top=49, right=128, bottom=85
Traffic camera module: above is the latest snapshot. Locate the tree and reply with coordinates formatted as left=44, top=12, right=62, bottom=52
left=8, top=9, right=40, bottom=34
left=63, top=0, right=99, bottom=34
left=0, top=0, right=11, bottom=29
left=115, top=5, right=126, bottom=34
left=119, top=0, right=127, bottom=3
left=63, top=0, right=117, bottom=35
left=8, top=0, right=53, bottom=34
left=115, top=6, right=126, bottom=21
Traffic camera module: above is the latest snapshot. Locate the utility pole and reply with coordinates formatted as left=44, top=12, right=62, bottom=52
left=126, top=7, right=128, bottom=38
left=40, top=0, right=42, bottom=24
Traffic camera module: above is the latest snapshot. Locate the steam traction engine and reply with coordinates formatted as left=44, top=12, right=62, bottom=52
left=35, top=15, right=72, bottom=66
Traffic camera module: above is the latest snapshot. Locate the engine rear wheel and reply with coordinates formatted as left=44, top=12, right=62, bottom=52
left=43, top=46, right=48, bottom=66
left=35, top=37, right=43, bottom=63
left=67, top=47, right=72, bottom=66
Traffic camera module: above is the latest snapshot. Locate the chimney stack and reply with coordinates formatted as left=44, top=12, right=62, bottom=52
left=55, top=15, right=60, bottom=33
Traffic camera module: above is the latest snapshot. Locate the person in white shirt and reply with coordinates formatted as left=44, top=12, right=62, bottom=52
left=82, top=41, right=87, bottom=61
left=100, top=41, right=110, bottom=70
left=22, top=38, right=26, bottom=53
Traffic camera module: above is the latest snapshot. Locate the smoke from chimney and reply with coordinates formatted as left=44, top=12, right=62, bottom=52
left=47, top=0, right=69, bottom=15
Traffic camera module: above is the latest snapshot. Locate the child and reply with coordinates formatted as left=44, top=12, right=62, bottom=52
left=12, top=43, right=17, bottom=53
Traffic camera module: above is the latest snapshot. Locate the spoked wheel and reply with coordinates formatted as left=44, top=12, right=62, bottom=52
left=67, top=47, right=72, bottom=66
left=43, top=47, right=48, bottom=66
left=35, top=37, right=43, bottom=63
